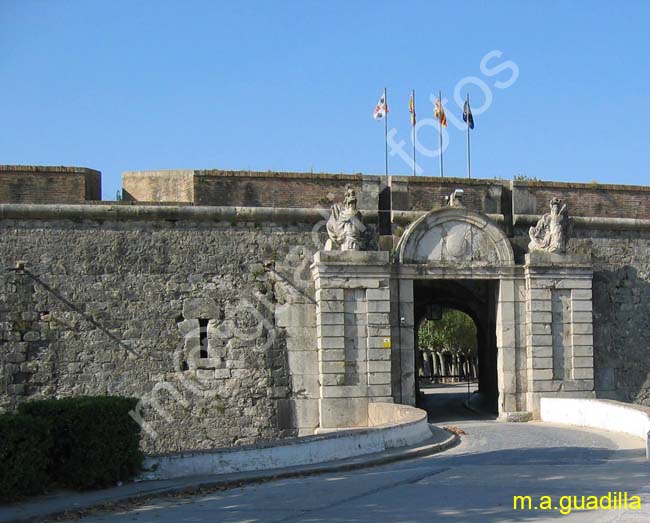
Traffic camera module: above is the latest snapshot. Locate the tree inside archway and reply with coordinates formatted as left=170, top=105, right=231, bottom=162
left=419, top=309, right=477, bottom=356
left=418, top=309, right=478, bottom=381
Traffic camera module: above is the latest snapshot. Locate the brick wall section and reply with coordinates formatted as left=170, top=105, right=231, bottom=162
left=0, top=166, right=101, bottom=204
left=390, top=175, right=506, bottom=214
left=512, top=180, right=650, bottom=219
left=194, top=170, right=381, bottom=210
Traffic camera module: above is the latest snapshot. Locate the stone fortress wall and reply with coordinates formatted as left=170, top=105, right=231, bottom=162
left=1, top=166, right=649, bottom=452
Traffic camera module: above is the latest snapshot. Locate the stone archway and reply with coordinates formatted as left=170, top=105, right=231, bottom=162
left=311, top=206, right=595, bottom=429
left=414, top=279, right=498, bottom=416
left=391, top=207, right=519, bottom=419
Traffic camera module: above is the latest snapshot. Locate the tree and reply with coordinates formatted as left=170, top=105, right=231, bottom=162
left=418, top=309, right=477, bottom=356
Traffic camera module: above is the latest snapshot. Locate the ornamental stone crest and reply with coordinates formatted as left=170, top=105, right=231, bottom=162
left=396, top=207, right=515, bottom=266
left=528, top=197, right=569, bottom=254
left=325, top=186, right=369, bottom=251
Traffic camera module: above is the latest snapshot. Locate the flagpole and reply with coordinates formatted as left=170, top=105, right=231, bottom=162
left=466, top=93, right=471, bottom=179
left=438, top=90, right=444, bottom=178
left=412, top=89, right=416, bottom=177
left=384, top=87, right=388, bottom=180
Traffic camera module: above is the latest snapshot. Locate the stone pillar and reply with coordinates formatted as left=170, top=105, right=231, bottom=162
left=390, top=279, right=415, bottom=405
left=524, top=252, right=595, bottom=417
left=496, top=276, right=521, bottom=419
left=311, top=251, right=392, bottom=429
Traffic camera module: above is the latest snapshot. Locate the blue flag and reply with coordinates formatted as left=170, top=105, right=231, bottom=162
left=463, top=98, right=474, bottom=130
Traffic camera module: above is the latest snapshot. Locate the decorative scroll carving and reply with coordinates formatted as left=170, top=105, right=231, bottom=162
left=528, top=198, right=569, bottom=254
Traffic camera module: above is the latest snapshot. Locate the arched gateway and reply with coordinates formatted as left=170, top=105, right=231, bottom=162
left=312, top=206, right=595, bottom=429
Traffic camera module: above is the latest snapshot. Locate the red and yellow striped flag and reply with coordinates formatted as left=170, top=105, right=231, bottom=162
left=434, top=98, right=447, bottom=128
left=409, top=91, right=416, bottom=127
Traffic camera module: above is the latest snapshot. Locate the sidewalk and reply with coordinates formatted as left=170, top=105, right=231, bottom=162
left=0, top=425, right=457, bottom=523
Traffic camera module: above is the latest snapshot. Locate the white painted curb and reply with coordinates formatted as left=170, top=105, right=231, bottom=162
left=142, top=403, right=431, bottom=480
left=540, top=397, right=650, bottom=460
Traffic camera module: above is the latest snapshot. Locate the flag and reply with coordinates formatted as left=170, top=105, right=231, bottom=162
left=463, top=97, right=474, bottom=130
left=434, top=98, right=447, bottom=127
left=409, top=92, right=416, bottom=126
left=373, top=91, right=388, bottom=120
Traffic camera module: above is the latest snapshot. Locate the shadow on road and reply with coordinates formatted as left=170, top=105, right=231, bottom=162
left=417, top=382, right=497, bottom=424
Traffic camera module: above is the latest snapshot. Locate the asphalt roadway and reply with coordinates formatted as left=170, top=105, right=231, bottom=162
left=60, top=384, right=650, bottom=523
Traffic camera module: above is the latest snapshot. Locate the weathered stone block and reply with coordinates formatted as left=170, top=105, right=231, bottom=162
left=526, top=300, right=552, bottom=312
left=529, top=380, right=562, bottom=392
left=572, top=300, right=592, bottom=312
left=321, top=385, right=368, bottom=398
left=367, top=301, right=390, bottom=313
left=287, top=350, right=318, bottom=375
left=572, top=346, right=593, bottom=357
left=182, top=298, right=219, bottom=319
left=527, top=334, right=552, bottom=346
left=366, top=288, right=391, bottom=301
left=572, top=334, right=594, bottom=346
left=367, top=349, right=392, bottom=360
left=316, top=336, right=345, bottom=350
left=320, top=361, right=346, bottom=373
left=344, top=324, right=367, bottom=337
left=528, top=311, right=552, bottom=324
left=573, top=368, right=594, bottom=379
left=318, top=349, right=345, bottom=362
left=531, top=346, right=553, bottom=358
left=276, top=303, right=316, bottom=327
left=317, top=324, right=344, bottom=338
left=572, top=323, right=593, bottom=334
left=528, top=289, right=552, bottom=301
left=367, top=312, right=390, bottom=325
left=562, top=379, right=594, bottom=391
left=320, top=397, right=368, bottom=428
left=318, top=301, right=344, bottom=313
left=367, top=360, right=391, bottom=373
left=278, top=399, right=319, bottom=429
left=531, top=357, right=553, bottom=369
left=367, top=337, right=391, bottom=349
left=320, top=373, right=348, bottom=386
left=572, top=289, right=592, bottom=300
left=572, top=356, right=594, bottom=368
left=571, top=311, right=592, bottom=323
left=368, top=372, right=391, bottom=385
left=368, top=385, right=392, bottom=397
left=290, top=375, right=320, bottom=397
left=529, top=369, right=554, bottom=380
left=530, top=323, right=552, bottom=335
left=315, top=289, right=344, bottom=301
left=177, top=318, right=199, bottom=336
left=317, top=277, right=381, bottom=289
left=316, top=312, right=344, bottom=325
left=367, top=325, right=391, bottom=337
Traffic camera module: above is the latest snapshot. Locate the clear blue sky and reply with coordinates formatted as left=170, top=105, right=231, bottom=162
left=2, top=1, right=649, bottom=199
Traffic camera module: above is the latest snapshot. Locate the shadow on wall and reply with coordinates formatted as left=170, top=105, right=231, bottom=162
left=593, top=266, right=650, bottom=405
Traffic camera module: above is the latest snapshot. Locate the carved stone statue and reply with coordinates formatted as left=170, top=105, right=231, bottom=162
left=325, top=186, right=368, bottom=251
left=445, top=189, right=464, bottom=207
left=528, top=197, right=569, bottom=253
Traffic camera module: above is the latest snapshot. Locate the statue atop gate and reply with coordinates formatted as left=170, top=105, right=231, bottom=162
left=325, top=186, right=370, bottom=251
left=528, top=197, right=569, bottom=254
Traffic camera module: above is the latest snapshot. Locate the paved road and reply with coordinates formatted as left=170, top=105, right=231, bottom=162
left=62, top=386, right=650, bottom=523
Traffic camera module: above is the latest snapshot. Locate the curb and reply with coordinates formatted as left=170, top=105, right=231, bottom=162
left=1, top=429, right=459, bottom=523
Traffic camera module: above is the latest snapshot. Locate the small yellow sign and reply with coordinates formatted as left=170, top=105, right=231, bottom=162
left=382, top=337, right=391, bottom=349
